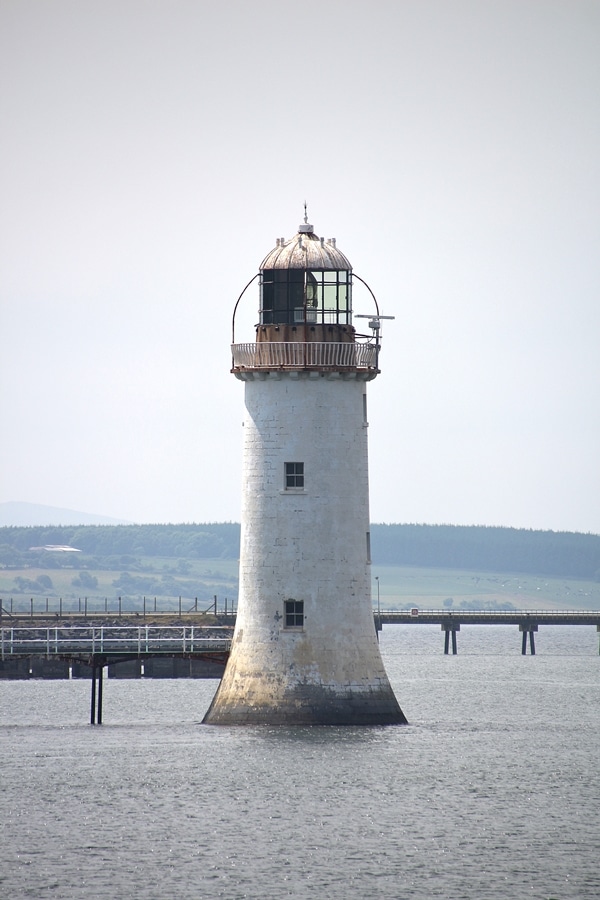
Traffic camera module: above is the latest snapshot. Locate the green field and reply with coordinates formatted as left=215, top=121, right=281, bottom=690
left=372, top=565, right=600, bottom=611
left=1, top=557, right=599, bottom=615
left=0, top=557, right=240, bottom=614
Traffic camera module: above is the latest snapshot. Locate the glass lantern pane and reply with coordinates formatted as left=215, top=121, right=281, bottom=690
left=323, top=284, right=338, bottom=309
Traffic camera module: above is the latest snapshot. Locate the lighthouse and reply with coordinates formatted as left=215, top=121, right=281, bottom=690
left=203, top=213, right=406, bottom=725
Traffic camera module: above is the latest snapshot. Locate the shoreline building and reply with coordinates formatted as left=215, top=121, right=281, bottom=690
left=203, top=214, right=406, bottom=725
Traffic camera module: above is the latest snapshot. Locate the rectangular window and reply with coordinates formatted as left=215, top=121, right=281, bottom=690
left=366, top=531, right=371, bottom=564
left=285, top=461, right=304, bottom=489
left=284, top=599, right=304, bottom=628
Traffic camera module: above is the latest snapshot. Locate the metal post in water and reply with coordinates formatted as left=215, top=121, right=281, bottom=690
left=90, top=664, right=97, bottom=725
left=97, top=663, right=103, bottom=725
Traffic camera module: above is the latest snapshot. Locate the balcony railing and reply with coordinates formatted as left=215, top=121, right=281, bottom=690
left=231, top=342, right=378, bottom=370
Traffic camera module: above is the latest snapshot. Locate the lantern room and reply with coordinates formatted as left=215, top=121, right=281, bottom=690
left=231, top=212, right=386, bottom=375
left=257, top=214, right=354, bottom=344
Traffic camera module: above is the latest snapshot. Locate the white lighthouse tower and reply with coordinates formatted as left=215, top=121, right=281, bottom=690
left=203, top=213, right=406, bottom=725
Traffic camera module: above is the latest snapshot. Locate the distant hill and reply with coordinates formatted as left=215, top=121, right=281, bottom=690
left=0, top=521, right=598, bottom=580
left=0, top=502, right=130, bottom=527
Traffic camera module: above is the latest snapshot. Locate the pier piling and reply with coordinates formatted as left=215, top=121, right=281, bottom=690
left=519, top=623, right=538, bottom=655
left=442, top=622, right=460, bottom=655
left=90, top=657, right=104, bottom=725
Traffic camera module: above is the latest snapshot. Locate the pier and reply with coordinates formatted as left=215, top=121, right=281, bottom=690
left=1, top=612, right=598, bottom=722
left=375, top=609, right=600, bottom=655
left=0, top=625, right=232, bottom=724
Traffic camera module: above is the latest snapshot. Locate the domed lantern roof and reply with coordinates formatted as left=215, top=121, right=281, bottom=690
left=260, top=215, right=352, bottom=272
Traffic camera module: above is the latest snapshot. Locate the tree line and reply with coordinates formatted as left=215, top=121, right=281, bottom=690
left=0, top=522, right=598, bottom=579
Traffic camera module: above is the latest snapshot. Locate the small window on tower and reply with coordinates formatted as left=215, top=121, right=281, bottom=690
left=284, top=462, right=304, bottom=490
left=284, top=599, right=304, bottom=628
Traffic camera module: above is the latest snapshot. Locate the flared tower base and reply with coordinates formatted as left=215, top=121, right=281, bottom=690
left=203, top=682, right=407, bottom=726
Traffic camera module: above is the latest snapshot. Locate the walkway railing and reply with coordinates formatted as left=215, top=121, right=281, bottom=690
left=231, top=342, right=378, bottom=370
left=377, top=609, right=600, bottom=625
left=1, top=626, right=232, bottom=659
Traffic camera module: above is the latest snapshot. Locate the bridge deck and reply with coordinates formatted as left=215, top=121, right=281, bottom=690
left=378, top=610, right=600, bottom=626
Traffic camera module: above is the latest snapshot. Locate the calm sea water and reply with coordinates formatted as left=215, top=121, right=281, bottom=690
left=1, top=625, right=599, bottom=900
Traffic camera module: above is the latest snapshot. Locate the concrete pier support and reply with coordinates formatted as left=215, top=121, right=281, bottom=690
left=442, top=622, right=460, bottom=655
left=519, top=623, right=538, bottom=655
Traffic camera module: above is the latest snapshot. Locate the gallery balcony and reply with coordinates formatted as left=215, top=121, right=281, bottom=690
left=230, top=341, right=379, bottom=378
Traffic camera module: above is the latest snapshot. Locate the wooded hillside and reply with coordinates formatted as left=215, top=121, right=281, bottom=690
left=0, top=523, right=598, bottom=580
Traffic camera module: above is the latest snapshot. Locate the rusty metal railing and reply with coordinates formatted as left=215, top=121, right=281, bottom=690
left=231, top=342, right=378, bottom=370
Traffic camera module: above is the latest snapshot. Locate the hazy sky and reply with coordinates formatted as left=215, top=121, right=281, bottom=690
left=1, top=0, right=599, bottom=533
